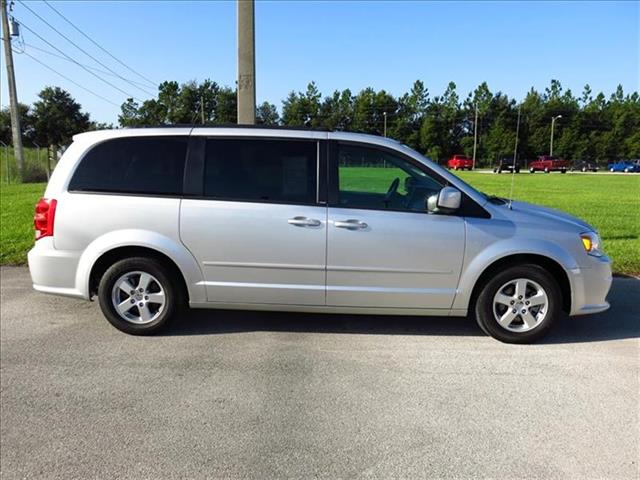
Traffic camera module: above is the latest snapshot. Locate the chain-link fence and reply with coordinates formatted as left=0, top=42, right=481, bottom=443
left=0, top=145, right=55, bottom=184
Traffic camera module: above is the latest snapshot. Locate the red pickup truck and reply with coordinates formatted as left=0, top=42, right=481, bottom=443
left=528, top=155, right=569, bottom=173
left=447, top=154, right=473, bottom=170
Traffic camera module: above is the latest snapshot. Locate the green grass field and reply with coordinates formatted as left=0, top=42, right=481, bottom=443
left=1, top=171, right=639, bottom=274
left=1, top=183, right=46, bottom=264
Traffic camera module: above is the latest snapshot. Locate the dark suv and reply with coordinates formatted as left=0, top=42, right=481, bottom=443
left=493, top=157, right=520, bottom=174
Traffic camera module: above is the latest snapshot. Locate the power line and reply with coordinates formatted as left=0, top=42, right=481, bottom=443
left=42, top=0, right=157, bottom=89
left=15, top=48, right=121, bottom=107
left=17, top=19, right=144, bottom=102
left=17, top=1, right=155, bottom=97
left=20, top=41, right=154, bottom=89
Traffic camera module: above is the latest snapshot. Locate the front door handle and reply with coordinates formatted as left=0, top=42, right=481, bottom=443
left=334, top=219, right=368, bottom=230
left=288, top=216, right=321, bottom=227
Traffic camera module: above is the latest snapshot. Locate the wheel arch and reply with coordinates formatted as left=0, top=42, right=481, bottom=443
left=467, top=254, right=571, bottom=315
left=89, top=246, right=189, bottom=301
left=74, top=229, right=206, bottom=303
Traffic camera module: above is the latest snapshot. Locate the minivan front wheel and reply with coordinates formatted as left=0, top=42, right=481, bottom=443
left=474, top=264, right=561, bottom=343
left=98, top=257, right=181, bottom=335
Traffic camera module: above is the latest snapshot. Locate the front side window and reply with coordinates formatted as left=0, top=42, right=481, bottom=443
left=204, top=139, right=317, bottom=204
left=68, top=136, right=187, bottom=195
left=337, top=144, right=443, bottom=212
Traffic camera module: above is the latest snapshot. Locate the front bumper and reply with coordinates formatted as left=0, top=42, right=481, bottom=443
left=569, top=255, right=612, bottom=316
left=27, top=237, right=85, bottom=299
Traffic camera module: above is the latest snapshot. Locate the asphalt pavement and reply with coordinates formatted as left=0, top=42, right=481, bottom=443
left=1, top=266, right=638, bottom=479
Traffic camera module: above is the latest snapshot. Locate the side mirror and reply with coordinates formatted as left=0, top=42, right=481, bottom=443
left=427, top=186, right=462, bottom=214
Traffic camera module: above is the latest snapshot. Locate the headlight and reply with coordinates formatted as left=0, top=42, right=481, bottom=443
left=580, top=231, right=603, bottom=257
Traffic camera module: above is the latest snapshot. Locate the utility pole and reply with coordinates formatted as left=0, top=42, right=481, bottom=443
left=550, top=115, right=562, bottom=156
left=237, top=0, right=255, bottom=125
left=1, top=0, right=24, bottom=179
left=472, top=102, right=478, bottom=169
left=200, top=94, right=205, bottom=125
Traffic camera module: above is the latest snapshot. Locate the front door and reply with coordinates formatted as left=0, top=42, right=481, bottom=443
left=180, top=137, right=327, bottom=306
left=326, top=142, right=465, bottom=309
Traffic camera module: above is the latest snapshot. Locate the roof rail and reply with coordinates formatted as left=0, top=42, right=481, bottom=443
left=122, top=123, right=331, bottom=132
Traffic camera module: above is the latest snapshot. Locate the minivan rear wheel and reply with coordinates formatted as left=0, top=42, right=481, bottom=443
left=98, top=257, right=181, bottom=335
left=474, top=264, right=561, bottom=343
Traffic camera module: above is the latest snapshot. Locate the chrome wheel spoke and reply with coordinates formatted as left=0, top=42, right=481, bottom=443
left=118, top=279, right=136, bottom=294
left=137, top=273, right=152, bottom=291
left=138, top=304, right=153, bottom=322
left=521, top=310, right=538, bottom=329
left=514, top=279, right=528, bottom=299
left=495, top=293, right=514, bottom=306
left=498, top=310, right=517, bottom=328
left=147, top=292, right=165, bottom=304
left=528, top=291, right=547, bottom=307
left=117, top=298, right=134, bottom=314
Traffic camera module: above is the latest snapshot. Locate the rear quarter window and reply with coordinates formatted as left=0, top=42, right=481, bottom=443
left=68, top=136, right=188, bottom=195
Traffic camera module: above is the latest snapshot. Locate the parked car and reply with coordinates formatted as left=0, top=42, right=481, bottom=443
left=28, top=127, right=612, bottom=344
left=529, top=155, right=570, bottom=173
left=607, top=160, right=640, bottom=173
left=571, top=160, right=599, bottom=172
left=447, top=154, right=473, bottom=170
left=493, top=157, right=520, bottom=174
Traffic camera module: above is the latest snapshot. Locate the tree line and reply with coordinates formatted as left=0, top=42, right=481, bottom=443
left=119, top=78, right=640, bottom=164
left=2, top=79, right=639, bottom=172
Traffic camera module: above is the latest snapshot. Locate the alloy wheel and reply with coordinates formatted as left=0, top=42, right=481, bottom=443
left=492, top=278, right=549, bottom=332
left=111, top=271, right=166, bottom=324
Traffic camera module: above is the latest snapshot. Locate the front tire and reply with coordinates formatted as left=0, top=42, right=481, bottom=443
left=474, top=264, right=562, bottom=344
left=98, top=257, right=182, bottom=335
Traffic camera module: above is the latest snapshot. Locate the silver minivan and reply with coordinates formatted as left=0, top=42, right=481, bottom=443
left=28, top=127, right=612, bottom=343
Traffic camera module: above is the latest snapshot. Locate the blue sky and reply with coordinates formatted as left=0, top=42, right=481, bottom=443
left=2, top=0, right=638, bottom=124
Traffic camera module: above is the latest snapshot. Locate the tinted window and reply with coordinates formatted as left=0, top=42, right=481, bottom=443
left=69, top=137, right=187, bottom=195
left=204, top=139, right=317, bottom=204
left=337, top=144, right=442, bottom=212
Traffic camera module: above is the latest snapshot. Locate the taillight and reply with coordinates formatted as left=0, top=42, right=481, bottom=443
left=34, top=198, right=57, bottom=240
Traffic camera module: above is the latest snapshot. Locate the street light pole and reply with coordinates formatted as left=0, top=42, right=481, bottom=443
left=472, top=102, right=478, bottom=169
left=550, top=115, right=562, bottom=156
left=383, top=111, right=387, bottom=137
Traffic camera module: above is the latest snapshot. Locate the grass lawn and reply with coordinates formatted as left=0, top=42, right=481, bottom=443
left=0, top=183, right=45, bottom=264
left=1, top=172, right=639, bottom=274
left=456, top=171, right=639, bottom=275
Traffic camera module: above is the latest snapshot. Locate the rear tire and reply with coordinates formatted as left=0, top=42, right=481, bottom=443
left=544, top=167, right=550, bottom=173
left=98, top=257, right=183, bottom=335
left=474, top=264, right=562, bottom=344
left=529, top=168, right=535, bottom=173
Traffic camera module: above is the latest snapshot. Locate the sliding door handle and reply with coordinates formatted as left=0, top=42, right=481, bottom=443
left=288, top=216, right=321, bottom=227
left=334, top=219, right=368, bottom=230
